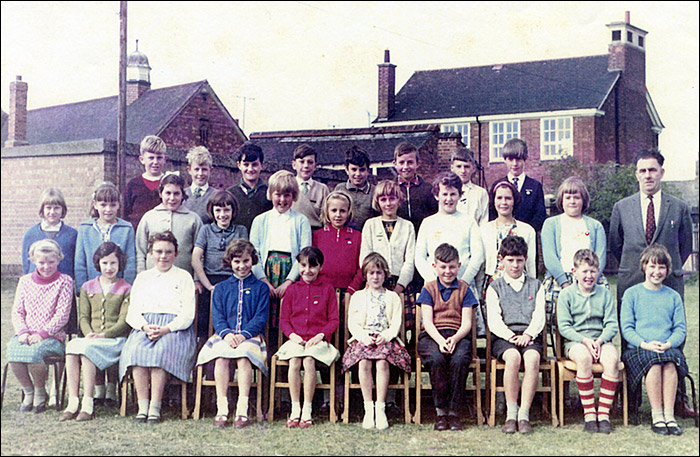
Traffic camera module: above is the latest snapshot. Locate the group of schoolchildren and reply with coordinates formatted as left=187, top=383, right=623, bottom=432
left=7, top=135, right=688, bottom=437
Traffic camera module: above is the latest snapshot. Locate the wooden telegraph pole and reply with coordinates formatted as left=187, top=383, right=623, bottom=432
left=117, top=1, right=127, bottom=216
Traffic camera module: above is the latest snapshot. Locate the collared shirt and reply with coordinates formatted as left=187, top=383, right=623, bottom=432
left=296, top=176, right=314, bottom=194
left=190, top=184, right=210, bottom=197
left=640, top=191, right=661, bottom=233
left=40, top=220, right=62, bottom=232
left=397, top=175, right=421, bottom=187
left=345, top=180, right=371, bottom=194
left=194, top=222, right=248, bottom=276
left=507, top=172, right=526, bottom=192
left=485, top=274, right=546, bottom=340
left=239, top=179, right=265, bottom=196
left=417, top=279, right=476, bottom=307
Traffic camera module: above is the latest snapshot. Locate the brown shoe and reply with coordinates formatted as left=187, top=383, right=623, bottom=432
left=213, top=415, right=228, bottom=428
left=75, top=411, right=94, bottom=422
left=518, top=420, right=533, bottom=434
left=59, top=410, right=78, bottom=422
left=502, top=419, right=517, bottom=434
left=233, top=415, right=250, bottom=428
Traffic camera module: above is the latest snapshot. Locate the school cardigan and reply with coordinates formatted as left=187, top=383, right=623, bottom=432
left=183, top=185, right=217, bottom=225
left=346, top=288, right=403, bottom=345
left=124, top=175, right=161, bottom=229
left=360, top=216, right=416, bottom=289
left=421, top=279, right=475, bottom=331
left=480, top=219, right=536, bottom=278
left=396, top=175, right=438, bottom=234
left=250, top=208, right=312, bottom=283
left=541, top=214, right=607, bottom=285
left=226, top=180, right=273, bottom=234
left=556, top=283, right=617, bottom=344
left=485, top=275, right=545, bottom=340
left=211, top=273, right=270, bottom=340
left=415, top=210, right=484, bottom=286
left=313, top=225, right=364, bottom=292
left=74, top=217, right=137, bottom=288
left=135, top=204, right=203, bottom=276
left=126, top=265, right=195, bottom=333
left=291, top=178, right=329, bottom=230
left=21, top=222, right=78, bottom=279
left=280, top=278, right=339, bottom=342
left=78, top=277, right=131, bottom=338
left=12, top=270, right=74, bottom=343
left=620, top=283, right=686, bottom=349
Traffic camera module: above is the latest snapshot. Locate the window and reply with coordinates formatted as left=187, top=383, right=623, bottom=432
left=489, top=120, right=520, bottom=161
left=199, top=119, right=211, bottom=147
left=540, top=117, right=572, bottom=160
left=638, top=36, right=644, bottom=48
left=612, top=30, right=621, bottom=41
left=627, top=31, right=633, bottom=43
left=441, top=123, right=470, bottom=148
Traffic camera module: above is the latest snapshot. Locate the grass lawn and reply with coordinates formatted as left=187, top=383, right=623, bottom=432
left=1, top=275, right=698, bottom=456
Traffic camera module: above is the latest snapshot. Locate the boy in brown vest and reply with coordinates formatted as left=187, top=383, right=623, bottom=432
left=485, top=235, right=545, bottom=434
left=416, top=243, right=477, bottom=431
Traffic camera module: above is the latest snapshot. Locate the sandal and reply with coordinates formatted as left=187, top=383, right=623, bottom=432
left=286, top=417, right=300, bottom=428
left=299, top=418, right=313, bottom=429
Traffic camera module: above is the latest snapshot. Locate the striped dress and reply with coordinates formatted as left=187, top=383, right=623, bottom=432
left=119, top=266, right=196, bottom=382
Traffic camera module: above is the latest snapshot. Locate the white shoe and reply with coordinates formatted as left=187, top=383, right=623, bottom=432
left=362, top=402, right=375, bottom=429
left=375, top=403, right=389, bottom=430
left=47, top=395, right=57, bottom=407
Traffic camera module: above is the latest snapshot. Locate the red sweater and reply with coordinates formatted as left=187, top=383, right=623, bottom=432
left=281, top=278, right=339, bottom=342
left=312, top=225, right=364, bottom=293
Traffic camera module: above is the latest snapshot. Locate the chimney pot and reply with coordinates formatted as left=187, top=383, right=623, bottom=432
left=16, top=75, right=22, bottom=81
left=384, top=49, right=390, bottom=63
left=625, top=11, right=630, bottom=23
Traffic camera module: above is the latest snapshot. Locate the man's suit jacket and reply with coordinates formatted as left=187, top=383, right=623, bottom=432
left=490, top=175, right=547, bottom=232
left=609, top=191, right=693, bottom=302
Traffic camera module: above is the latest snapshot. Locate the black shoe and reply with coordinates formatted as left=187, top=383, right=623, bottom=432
left=147, top=414, right=162, bottom=425
left=19, top=404, right=33, bottom=413
left=598, top=420, right=612, bottom=434
left=584, top=421, right=598, bottom=433
left=448, top=415, right=462, bottom=431
left=434, top=415, right=449, bottom=431
left=651, top=421, right=668, bottom=435
left=666, top=422, right=683, bottom=436
left=133, top=413, right=147, bottom=424
left=93, top=397, right=105, bottom=406
left=32, top=402, right=47, bottom=414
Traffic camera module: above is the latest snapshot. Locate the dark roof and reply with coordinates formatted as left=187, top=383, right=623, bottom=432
left=1, top=80, right=211, bottom=145
left=250, top=124, right=441, bottom=166
left=377, top=55, right=620, bottom=123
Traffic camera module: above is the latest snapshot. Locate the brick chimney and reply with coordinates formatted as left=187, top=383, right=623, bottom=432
left=377, top=50, right=396, bottom=121
left=606, top=11, right=647, bottom=92
left=5, top=76, right=29, bottom=147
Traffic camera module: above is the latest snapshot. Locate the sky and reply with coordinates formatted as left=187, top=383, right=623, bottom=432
left=1, top=1, right=698, bottom=180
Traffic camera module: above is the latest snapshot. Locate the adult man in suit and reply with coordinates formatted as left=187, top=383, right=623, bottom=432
left=609, top=149, right=695, bottom=417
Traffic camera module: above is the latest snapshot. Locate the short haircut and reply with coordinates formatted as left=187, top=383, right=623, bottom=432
left=451, top=147, right=476, bottom=165
left=431, top=172, right=464, bottom=197
left=488, top=180, right=522, bottom=216
left=148, top=230, right=178, bottom=253
left=29, top=239, right=64, bottom=262
left=502, top=138, right=528, bottom=160
left=90, top=182, right=120, bottom=218
left=371, top=179, right=405, bottom=212
left=186, top=146, right=212, bottom=167
left=38, top=187, right=68, bottom=219
left=267, top=170, right=299, bottom=201
left=361, top=252, right=390, bottom=280
left=634, top=149, right=665, bottom=167
left=321, top=190, right=354, bottom=226
left=498, top=235, right=528, bottom=258
left=345, top=145, right=371, bottom=168
left=293, top=144, right=317, bottom=161
left=393, top=141, right=419, bottom=161
left=434, top=243, right=459, bottom=264
left=206, top=190, right=239, bottom=222
left=555, top=176, right=590, bottom=212
left=297, top=245, right=324, bottom=267
left=222, top=238, right=258, bottom=267
left=236, top=141, right=264, bottom=164
left=92, top=241, right=127, bottom=273
left=140, top=135, right=166, bottom=155
left=158, top=172, right=187, bottom=199
left=572, top=248, right=599, bottom=269
left=640, top=243, right=672, bottom=273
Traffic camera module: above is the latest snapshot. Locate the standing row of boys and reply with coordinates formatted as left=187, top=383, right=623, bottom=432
left=8, top=135, right=692, bottom=436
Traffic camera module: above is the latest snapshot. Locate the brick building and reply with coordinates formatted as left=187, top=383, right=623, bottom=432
left=1, top=44, right=246, bottom=275
left=372, top=12, right=663, bottom=193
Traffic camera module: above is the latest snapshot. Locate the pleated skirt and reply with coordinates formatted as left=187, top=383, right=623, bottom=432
left=65, top=337, right=126, bottom=371
left=196, top=334, right=268, bottom=377
left=274, top=340, right=339, bottom=367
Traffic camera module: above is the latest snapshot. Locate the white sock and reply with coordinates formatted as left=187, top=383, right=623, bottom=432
left=94, top=384, right=106, bottom=400
left=301, top=401, right=313, bottom=421
left=105, top=383, right=117, bottom=401
left=148, top=401, right=162, bottom=418
left=34, top=386, right=48, bottom=406
left=137, top=399, right=150, bottom=417
left=21, top=386, right=34, bottom=407
left=290, top=401, right=301, bottom=420
left=517, top=407, right=530, bottom=422
left=80, top=396, right=94, bottom=415
left=664, top=409, right=677, bottom=425
left=216, top=396, right=229, bottom=417
left=236, top=396, right=249, bottom=418
left=65, top=396, right=80, bottom=413
left=506, top=402, right=519, bottom=422
left=375, top=401, right=388, bottom=430
left=363, top=401, right=375, bottom=429
left=436, top=407, right=448, bottom=416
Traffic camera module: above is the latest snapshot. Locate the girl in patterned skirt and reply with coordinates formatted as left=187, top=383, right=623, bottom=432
left=342, top=253, right=411, bottom=430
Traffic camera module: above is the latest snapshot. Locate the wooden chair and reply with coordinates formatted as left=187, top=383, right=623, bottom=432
left=485, top=317, right=557, bottom=427
left=268, top=289, right=341, bottom=423
left=342, top=292, right=411, bottom=424
left=192, top=299, right=264, bottom=421
left=414, top=304, right=483, bottom=425
left=553, top=306, right=628, bottom=426
left=1, top=356, right=65, bottom=411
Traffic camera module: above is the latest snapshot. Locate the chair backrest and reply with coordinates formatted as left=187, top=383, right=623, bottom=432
left=415, top=300, right=478, bottom=351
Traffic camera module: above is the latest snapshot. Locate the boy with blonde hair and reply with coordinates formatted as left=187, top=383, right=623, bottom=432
left=124, top=135, right=167, bottom=229
left=183, top=146, right=216, bottom=224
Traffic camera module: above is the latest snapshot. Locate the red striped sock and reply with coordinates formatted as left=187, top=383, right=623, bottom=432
left=598, top=374, right=619, bottom=422
left=576, top=375, right=596, bottom=422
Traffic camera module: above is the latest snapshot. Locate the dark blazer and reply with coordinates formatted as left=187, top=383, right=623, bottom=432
left=609, top=191, right=693, bottom=302
left=490, top=175, right=547, bottom=232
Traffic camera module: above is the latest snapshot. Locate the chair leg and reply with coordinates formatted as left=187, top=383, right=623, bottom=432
left=685, top=375, right=698, bottom=428
left=342, top=371, right=350, bottom=424
left=414, top=364, right=421, bottom=424
left=268, top=359, right=277, bottom=422
left=550, top=365, right=558, bottom=426
left=1, top=362, right=9, bottom=411
left=120, top=375, right=128, bottom=417
left=180, top=381, right=188, bottom=419
left=193, top=366, right=203, bottom=420
left=489, top=361, right=497, bottom=427
left=403, top=372, right=411, bottom=424
left=51, top=361, right=62, bottom=411
left=558, top=368, right=565, bottom=427
left=622, top=370, right=628, bottom=426
left=329, top=364, right=336, bottom=423
left=256, top=369, right=263, bottom=422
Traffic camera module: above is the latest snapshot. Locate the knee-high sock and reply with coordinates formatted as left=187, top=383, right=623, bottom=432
left=597, top=374, right=618, bottom=422
left=576, top=375, right=596, bottom=422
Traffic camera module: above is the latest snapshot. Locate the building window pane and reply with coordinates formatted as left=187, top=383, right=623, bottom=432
left=540, top=116, right=572, bottom=160
left=490, top=120, right=520, bottom=161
